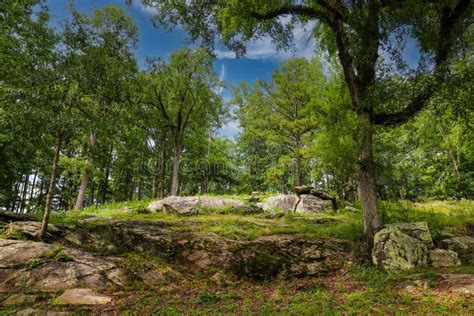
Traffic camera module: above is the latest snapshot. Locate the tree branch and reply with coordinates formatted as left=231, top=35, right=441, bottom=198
left=371, top=0, right=471, bottom=126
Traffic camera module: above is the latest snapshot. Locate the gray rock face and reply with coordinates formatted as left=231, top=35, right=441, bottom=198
left=372, top=227, right=428, bottom=273
left=5, top=221, right=61, bottom=240
left=147, top=196, right=245, bottom=214
left=56, top=221, right=350, bottom=281
left=384, top=222, right=434, bottom=249
left=0, top=239, right=123, bottom=293
left=429, top=249, right=461, bottom=267
left=257, top=195, right=299, bottom=213
left=439, top=235, right=474, bottom=260
left=295, top=194, right=333, bottom=213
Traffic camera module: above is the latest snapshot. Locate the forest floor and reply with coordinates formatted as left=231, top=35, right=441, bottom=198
left=1, top=200, right=473, bottom=315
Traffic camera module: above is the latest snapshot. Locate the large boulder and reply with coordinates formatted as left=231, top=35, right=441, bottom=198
left=372, top=227, right=428, bottom=273
left=384, top=222, right=434, bottom=249
left=439, top=235, right=474, bottom=260
left=147, top=196, right=245, bottom=214
left=295, top=194, right=333, bottom=213
left=257, top=195, right=299, bottom=213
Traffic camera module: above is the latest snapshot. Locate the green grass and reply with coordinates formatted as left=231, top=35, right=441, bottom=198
left=47, top=199, right=473, bottom=244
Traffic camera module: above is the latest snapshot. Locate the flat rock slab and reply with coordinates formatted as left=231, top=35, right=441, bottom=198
left=440, top=274, right=474, bottom=295
left=56, top=288, right=112, bottom=305
left=0, top=239, right=53, bottom=267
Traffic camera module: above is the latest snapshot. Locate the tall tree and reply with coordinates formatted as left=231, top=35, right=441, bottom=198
left=63, top=5, right=138, bottom=209
left=142, top=48, right=223, bottom=196
left=136, top=0, right=473, bottom=243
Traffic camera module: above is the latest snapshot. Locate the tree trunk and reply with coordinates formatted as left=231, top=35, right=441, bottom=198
left=74, top=132, right=97, bottom=210
left=357, top=113, right=381, bottom=246
left=100, top=144, right=113, bottom=204
left=294, top=157, right=302, bottom=187
left=19, top=174, right=29, bottom=212
left=36, top=130, right=62, bottom=240
left=170, top=133, right=181, bottom=196
left=29, top=168, right=38, bottom=210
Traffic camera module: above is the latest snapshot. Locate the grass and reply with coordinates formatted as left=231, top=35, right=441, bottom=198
left=47, top=199, right=473, bottom=244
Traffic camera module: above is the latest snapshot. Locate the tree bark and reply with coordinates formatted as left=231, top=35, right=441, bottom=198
left=36, top=129, right=61, bottom=240
left=74, top=132, right=97, bottom=210
left=170, top=133, right=181, bottom=196
left=294, top=157, right=302, bottom=187
left=357, top=113, right=381, bottom=246
left=99, top=144, right=113, bottom=204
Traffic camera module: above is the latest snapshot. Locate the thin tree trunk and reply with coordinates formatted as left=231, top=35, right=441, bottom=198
left=20, top=174, right=29, bottom=213
left=36, top=129, right=62, bottom=240
left=160, top=140, right=167, bottom=198
left=100, top=144, right=113, bottom=204
left=29, top=168, right=38, bottom=210
left=171, top=133, right=181, bottom=196
left=74, top=132, right=97, bottom=210
left=357, top=113, right=381, bottom=246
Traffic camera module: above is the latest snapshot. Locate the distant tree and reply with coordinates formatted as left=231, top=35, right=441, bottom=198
left=136, top=0, right=473, bottom=244
left=142, top=48, right=223, bottom=196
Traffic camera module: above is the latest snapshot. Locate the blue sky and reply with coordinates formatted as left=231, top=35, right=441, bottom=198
left=44, top=0, right=420, bottom=139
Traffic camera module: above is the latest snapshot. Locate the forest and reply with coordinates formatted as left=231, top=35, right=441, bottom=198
left=0, top=0, right=473, bottom=314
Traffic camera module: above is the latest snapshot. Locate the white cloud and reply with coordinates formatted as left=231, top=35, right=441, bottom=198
left=215, top=21, right=317, bottom=60
left=218, top=64, right=226, bottom=94
left=134, top=2, right=158, bottom=15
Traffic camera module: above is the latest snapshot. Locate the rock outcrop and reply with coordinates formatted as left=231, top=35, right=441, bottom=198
left=257, top=195, right=299, bottom=213
left=384, top=222, right=434, bottom=249
left=295, top=195, right=334, bottom=213
left=429, top=249, right=461, bottom=267
left=439, top=234, right=474, bottom=260
left=0, top=239, right=125, bottom=293
left=147, top=196, right=245, bottom=214
left=372, top=227, right=428, bottom=273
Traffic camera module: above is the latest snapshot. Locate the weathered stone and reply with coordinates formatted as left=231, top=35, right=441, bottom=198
left=4, top=221, right=61, bottom=240
left=0, top=240, right=118, bottom=292
left=373, top=227, right=428, bottom=273
left=0, top=239, right=53, bottom=267
left=257, top=195, right=299, bottom=213
left=439, top=274, right=474, bottom=295
left=439, top=235, right=474, bottom=260
left=295, top=194, right=333, bottom=213
left=148, top=196, right=245, bottom=213
left=294, top=186, right=313, bottom=195
left=55, top=288, right=112, bottom=305
left=2, top=294, right=38, bottom=306
left=429, top=249, right=461, bottom=267
left=384, top=222, right=434, bottom=249
left=198, top=197, right=245, bottom=209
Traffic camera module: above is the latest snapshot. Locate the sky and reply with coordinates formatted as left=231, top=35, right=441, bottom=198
left=44, top=0, right=420, bottom=139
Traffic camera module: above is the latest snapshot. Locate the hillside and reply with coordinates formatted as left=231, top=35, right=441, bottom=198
left=1, top=199, right=473, bottom=315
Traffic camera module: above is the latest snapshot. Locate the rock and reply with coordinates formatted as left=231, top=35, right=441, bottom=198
left=295, top=194, right=333, bottom=213
left=372, top=227, right=428, bottom=273
left=4, top=221, right=61, bottom=240
left=16, top=308, right=43, bottom=316
left=55, top=288, right=112, bottom=305
left=384, top=222, right=434, bottom=249
left=439, top=274, right=474, bottom=295
left=257, top=195, right=299, bottom=213
left=429, top=249, right=461, bottom=267
left=439, top=235, right=474, bottom=260
left=0, top=240, right=119, bottom=292
left=107, top=268, right=128, bottom=287
left=2, top=294, right=38, bottom=306
left=0, top=239, right=53, bottom=267
left=294, top=186, right=313, bottom=195
left=148, top=196, right=245, bottom=213
left=199, top=197, right=245, bottom=209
